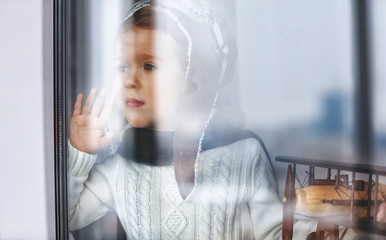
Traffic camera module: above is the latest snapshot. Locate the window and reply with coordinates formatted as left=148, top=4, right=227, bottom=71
left=54, top=0, right=386, bottom=238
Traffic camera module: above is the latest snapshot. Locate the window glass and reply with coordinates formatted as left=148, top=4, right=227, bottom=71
left=236, top=0, right=355, bottom=190
left=64, top=0, right=386, bottom=239
left=370, top=0, right=386, bottom=165
left=67, top=1, right=124, bottom=239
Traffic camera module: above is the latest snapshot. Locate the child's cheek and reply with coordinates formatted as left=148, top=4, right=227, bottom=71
left=155, top=72, right=183, bottom=116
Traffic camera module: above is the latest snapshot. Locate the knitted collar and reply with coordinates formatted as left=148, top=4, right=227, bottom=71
left=117, top=128, right=174, bottom=166
left=117, top=127, right=270, bottom=167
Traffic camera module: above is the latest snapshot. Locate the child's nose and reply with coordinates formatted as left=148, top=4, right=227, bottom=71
left=123, top=68, right=138, bottom=88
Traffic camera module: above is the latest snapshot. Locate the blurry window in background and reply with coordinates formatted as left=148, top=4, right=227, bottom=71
left=237, top=0, right=354, bottom=181
left=371, top=0, right=386, bottom=166
left=236, top=0, right=385, bottom=192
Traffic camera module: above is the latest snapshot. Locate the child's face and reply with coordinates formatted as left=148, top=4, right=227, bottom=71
left=116, top=27, right=185, bottom=129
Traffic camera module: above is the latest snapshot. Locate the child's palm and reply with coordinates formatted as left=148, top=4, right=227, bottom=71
left=70, top=88, right=114, bottom=154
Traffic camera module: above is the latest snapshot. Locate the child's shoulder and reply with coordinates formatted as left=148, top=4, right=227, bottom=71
left=196, top=137, right=273, bottom=188
left=203, top=135, right=266, bottom=158
left=230, top=137, right=265, bottom=153
left=199, top=136, right=269, bottom=171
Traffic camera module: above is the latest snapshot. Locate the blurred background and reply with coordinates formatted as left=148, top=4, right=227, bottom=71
left=0, top=0, right=385, bottom=239
left=236, top=0, right=386, bottom=195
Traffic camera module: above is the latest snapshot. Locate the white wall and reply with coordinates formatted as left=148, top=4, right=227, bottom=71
left=0, top=0, right=53, bottom=239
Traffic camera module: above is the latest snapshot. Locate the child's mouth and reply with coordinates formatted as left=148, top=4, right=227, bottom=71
left=125, top=98, right=144, bottom=108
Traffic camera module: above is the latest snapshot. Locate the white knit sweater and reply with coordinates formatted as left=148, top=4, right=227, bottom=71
left=68, top=138, right=315, bottom=239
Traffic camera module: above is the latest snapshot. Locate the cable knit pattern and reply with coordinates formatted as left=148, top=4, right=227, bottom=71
left=164, top=209, right=187, bottom=239
left=68, top=138, right=319, bottom=239
left=138, top=165, right=152, bottom=239
left=125, top=161, right=140, bottom=239
left=195, top=153, right=216, bottom=240
left=161, top=167, right=187, bottom=239
left=212, top=153, right=231, bottom=239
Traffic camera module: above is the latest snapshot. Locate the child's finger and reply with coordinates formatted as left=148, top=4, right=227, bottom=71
left=91, top=89, right=106, bottom=117
left=73, top=93, right=84, bottom=117
left=82, top=88, right=97, bottom=115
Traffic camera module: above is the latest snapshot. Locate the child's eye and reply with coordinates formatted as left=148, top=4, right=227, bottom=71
left=144, top=63, right=158, bottom=72
left=117, top=65, right=129, bottom=73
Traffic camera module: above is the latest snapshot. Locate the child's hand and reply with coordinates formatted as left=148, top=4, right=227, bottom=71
left=70, top=88, right=114, bottom=154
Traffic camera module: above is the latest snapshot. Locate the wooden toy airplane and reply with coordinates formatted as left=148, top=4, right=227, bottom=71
left=276, top=156, right=386, bottom=240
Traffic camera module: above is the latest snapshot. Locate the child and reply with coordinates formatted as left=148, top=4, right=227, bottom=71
left=68, top=1, right=286, bottom=238
left=69, top=0, right=386, bottom=239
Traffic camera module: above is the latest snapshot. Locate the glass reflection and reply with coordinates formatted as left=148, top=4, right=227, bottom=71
left=66, top=0, right=386, bottom=239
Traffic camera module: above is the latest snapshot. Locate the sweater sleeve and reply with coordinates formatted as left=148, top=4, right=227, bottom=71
left=67, top=142, right=114, bottom=231
left=248, top=141, right=320, bottom=239
left=248, top=143, right=283, bottom=240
